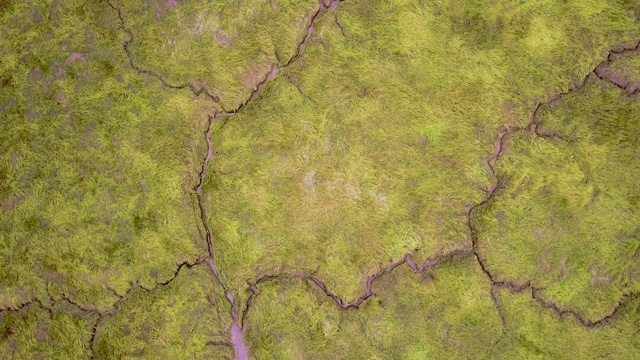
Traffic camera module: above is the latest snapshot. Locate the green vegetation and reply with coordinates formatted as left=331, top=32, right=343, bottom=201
left=0, top=302, right=97, bottom=359
left=115, top=0, right=322, bottom=109
left=0, top=0, right=210, bottom=311
left=1, top=0, right=640, bottom=358
left=475, top=79, right=640, bottom=320
left=204, top=0, right=640, bottom=306
left=489, top=289, right=640, bottom=359
left=245, top=258, right=502, bottom=359
left=94, top=266, right=232, bottom=359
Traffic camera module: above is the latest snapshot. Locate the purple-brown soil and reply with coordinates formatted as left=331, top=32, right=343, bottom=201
left=65, top=53, right=86, bottom=64
left=594, top=67, right=640, bottom=95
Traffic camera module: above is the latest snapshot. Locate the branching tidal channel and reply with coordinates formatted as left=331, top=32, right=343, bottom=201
left=3, top=1, right=635, bottom=359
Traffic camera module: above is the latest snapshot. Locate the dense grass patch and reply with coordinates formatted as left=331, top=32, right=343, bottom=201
left=2, top=0, right=640, bottom=357
left=475, top=79, right=640, bottom=320
left=0, top=302, right=98, bottom=359
left=114, top=0, right=322, bottom=109
left=0, top=0, right=208, bottom=310
left=244, top=257, right=502, bottom=359
left=489, top=289, right=640, bottom=359
left=202, top=0, right=640, bottom=304
left=94, top=266, right=232, bottom=360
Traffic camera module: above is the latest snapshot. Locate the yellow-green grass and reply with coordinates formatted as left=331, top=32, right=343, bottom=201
left=94, top=265, right=232, bottom=360
left=114, top=0, right=322, bottom=109
left=606, top=49, right=640, bottom=87
left=474, top=79, right=640, bottom=321
left=202, top=0, right=640, bottom=305
left=488, top=289, right=640, bottom=359
left=2, top=0, right=640, bottom=357
left=0, top=301, right=98, bottom=359
left=244, top=257, right=501, bottom=359
left=0, top=0, right=209, bottom=310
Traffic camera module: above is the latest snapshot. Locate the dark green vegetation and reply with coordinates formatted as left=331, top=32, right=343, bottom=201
left=1, top=0, right=640, bottom=359
left=1, top=0, right=211, bottom=309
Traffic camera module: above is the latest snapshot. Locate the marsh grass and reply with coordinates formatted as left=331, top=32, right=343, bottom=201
left=244, top=257, right=502, bottom=359
left=1, top=0, right=209, bottom=312
left=203, top=0, right=640, bottom=308
left=2, top=0, right=640, bottom=357
left=94, top=266, right=232, bottom=360
left=0, top=302, right=98, bottom=359
left=114, top=0, right=322, bottom=109
left=489, top=289, right=640, bottom=359
left=475, top=79, right=640, bottom=320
